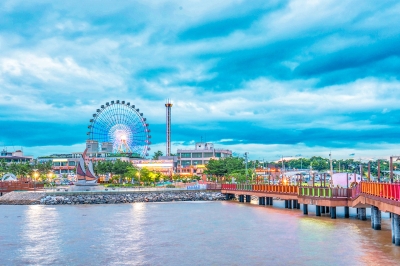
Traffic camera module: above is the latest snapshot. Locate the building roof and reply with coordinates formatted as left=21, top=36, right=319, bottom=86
left=0, top=156, right=32, bottom=160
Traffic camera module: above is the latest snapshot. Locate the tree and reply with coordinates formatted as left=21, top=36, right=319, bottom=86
left=37, top=161, right=53, bottom=177
left=139, top=167, right=152, bottom=185
left=204, top=157, right=245, bottom=177
left=112, top=159, right=131, bottom=183
left=152, top=150, right=163, bottom=160
left=172, top=174, right=181, bottom=183
left=125, top=166, right=139, bottom=183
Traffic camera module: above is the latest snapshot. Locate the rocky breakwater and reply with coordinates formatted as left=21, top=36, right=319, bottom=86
left=41, top=191, right=226, bottom=205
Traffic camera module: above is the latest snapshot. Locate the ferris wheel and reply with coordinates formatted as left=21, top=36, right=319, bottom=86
left=87, top=100, right=151, bottom=157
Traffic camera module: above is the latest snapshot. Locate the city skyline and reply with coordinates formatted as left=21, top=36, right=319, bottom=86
left=1, top=1, right=400, bottom=160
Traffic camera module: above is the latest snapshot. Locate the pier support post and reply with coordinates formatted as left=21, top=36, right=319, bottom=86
left=245, top=195, right=251, bottom=203
left=344, top=207, right=349, bottom=218
left=288, top=200, right=292, bottom=209
left=330, top=207, right=336, bottom=219
left=394, top=214, right=400, bottom=246
left=326, top=207, right=329, bottom=213
left=266, top=197, right=270, bottom=205
left=374, top=206, right=381, bottom=230
left=392, top=214, right=395, bottom=244
left=269, top=197, right=273, bottom=206
left=321, top=206, right=325, bottom=214
left=316, top=205, right=321, bottom=216
left=371, top=206, right=375, bottom=229
left=360, top=208, right=367, bottom=221
left=297, top=201, right=300, bottom=209
left=239, top=195, right=244, bottom=202
left=285, top=200, right=288, bottom=208
left=258, top=197, right=262, bottom=205
left=303, top=204, right=308, bottom=215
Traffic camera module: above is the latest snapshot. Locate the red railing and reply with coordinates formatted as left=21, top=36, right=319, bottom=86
left=221, top=182, right=400, bottom=204
left=221, top=184, right=237, bottom=190
left=359, top=182, right=400, bottom=201
left=221, top=184, right=298, bottom=194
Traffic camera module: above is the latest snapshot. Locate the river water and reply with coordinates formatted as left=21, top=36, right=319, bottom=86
left=1, top=201, right=399, bottom=265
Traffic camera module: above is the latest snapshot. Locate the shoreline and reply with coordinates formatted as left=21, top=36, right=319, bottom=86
left=0, top=191, right=226, bottom=205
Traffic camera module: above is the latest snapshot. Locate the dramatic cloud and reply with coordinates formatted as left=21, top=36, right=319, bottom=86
left=1, top=0, right=400, bottom=160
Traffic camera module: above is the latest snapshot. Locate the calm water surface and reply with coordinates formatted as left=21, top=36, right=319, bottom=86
left=0, top=201, right=399, bottom=266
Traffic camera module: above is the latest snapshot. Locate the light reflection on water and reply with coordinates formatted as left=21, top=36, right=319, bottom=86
left=1, top=201, right=399, bottom=265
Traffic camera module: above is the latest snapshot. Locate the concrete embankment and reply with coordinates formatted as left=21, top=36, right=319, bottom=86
left=0, top=191, right=225, bottom=205
left=0, top=191, right=45, bottom=205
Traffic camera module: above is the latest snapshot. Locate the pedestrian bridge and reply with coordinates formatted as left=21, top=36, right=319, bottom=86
left=220, top=182, right=400, bottom=246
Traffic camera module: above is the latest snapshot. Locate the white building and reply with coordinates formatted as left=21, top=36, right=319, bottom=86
left=177, top=142, right=232, bottom=167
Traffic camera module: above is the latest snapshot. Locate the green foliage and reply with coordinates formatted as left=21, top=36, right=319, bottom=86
left=166, top=184, right=175, bottom=188
left=152, top=150, right=163, bottom=160
left=204, top=157, right=245, bottom=177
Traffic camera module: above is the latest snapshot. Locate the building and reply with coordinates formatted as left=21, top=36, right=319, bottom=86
left=37, top=154, right=78, bottom=176
left=176, top=142, right=232, bottom=176
left=131, top=159, right=175, bottom=176
left=36, top=140, right=175, bottom=178
left=0, top=149, right=33, bottom=164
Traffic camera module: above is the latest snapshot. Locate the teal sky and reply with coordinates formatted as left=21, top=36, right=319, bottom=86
left=1, top=1, right=400, bottom=160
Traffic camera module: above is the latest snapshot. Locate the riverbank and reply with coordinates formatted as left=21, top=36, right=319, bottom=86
left=0, top=191, right=225, bottom=205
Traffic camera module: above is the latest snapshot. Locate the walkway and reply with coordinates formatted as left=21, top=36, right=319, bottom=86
left=221, top=182, right=400, bottom=246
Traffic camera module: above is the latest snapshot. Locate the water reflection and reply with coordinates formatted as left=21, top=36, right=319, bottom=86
left=0, top=202, right=399, bottom=265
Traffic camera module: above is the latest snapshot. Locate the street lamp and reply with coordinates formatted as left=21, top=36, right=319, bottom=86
left=136, top=171, right=141, bottom=187
left=32, top=169, right=38, bottom=191
left=32, top=169, right=38, bottom=181
left=295, top=154, right=302, bottom=170
left=244, top=152, right=248, bottom=181
left=48, top=171, right=53, bottom=189
left=329, top=152, right=333, bottom=187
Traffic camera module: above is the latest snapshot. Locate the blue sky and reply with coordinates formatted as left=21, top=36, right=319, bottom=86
left=1, top=0, right=400, bottom=161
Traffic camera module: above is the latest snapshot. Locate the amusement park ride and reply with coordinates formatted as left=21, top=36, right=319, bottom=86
left=87, top=100, right=151, bottom=157
left=76, top=100, right=152, bottom=185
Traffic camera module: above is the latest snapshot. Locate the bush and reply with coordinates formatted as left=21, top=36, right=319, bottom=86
left=166, top=184, right=175, bottom=188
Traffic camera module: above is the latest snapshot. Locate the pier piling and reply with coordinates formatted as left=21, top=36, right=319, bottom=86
left=360, top=208, right=367, bottom=221
left=316, top=205, right=321, bottom=216
left=392, top=214, right=396, bottom=244
left=394, top=214, right=400, bottom=246
left=245, top=195, right=251, bottom=203
left=330, top=207, right=336, bottom=219
left=344, top=206, right=349, bottom=218
left=303, top=204, right=308, bottom=215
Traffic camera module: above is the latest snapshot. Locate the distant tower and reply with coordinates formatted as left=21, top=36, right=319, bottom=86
left=165, top=100, right=173, bottom=156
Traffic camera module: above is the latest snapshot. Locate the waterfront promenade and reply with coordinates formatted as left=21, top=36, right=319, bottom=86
left=221, top=182, right=400, bottom=246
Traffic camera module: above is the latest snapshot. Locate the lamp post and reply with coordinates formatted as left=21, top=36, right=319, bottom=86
left=136, top=171, right=141, bottom=189
left=33, top=169, right=38, bottom=191
left=244, top=152, right=248, bottom=182
left=47, top=170, right=53, bottom=190
left=329, top=152, right=333, bottom=187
